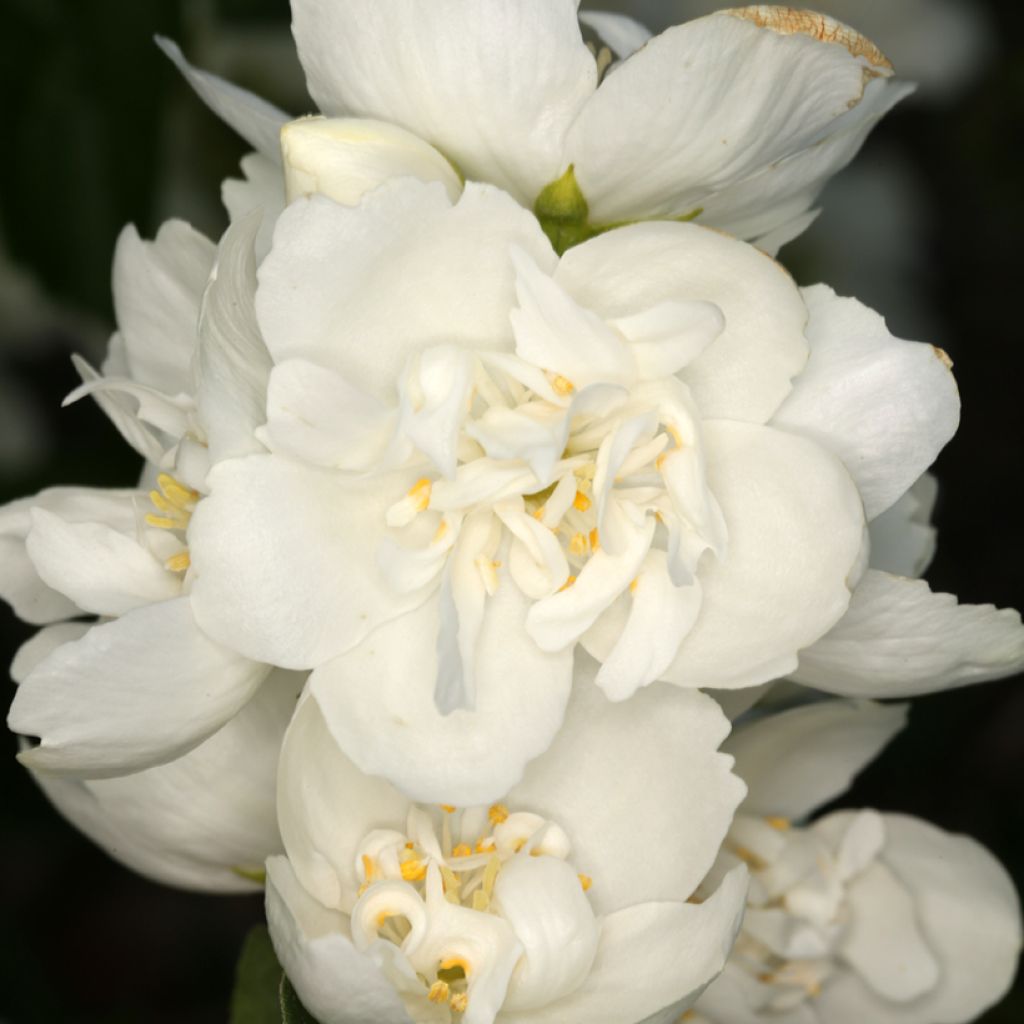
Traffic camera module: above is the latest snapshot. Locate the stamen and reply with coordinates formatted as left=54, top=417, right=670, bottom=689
left=145, top=474, right=198, bottom=531
left=573, top=490, right=592, bottom=512
left=568, top=532, right=588, bottom=556
left=452, top=844, right=472, bottom=858
left=548, top=372, right=575, bottom=397
left=450, top=992, right=469, bottom=1013
left=410, top=478, right=433, bottom=511
left=428, top=980, right=450, bottom=1003
left=578, top=874, right=593, bottom=891
left=766, top=817, right=791, bottom=831
left=401, top=858, right=427, bottom=882
left=588, top=528, right=600, bottom=551
left=488, top=804, right=509, bottom=826
left=440, top=804, right=457, bottom=814
left=559, top=575, right=577, bottom=591
left=164, top=551, right=191, bottom=573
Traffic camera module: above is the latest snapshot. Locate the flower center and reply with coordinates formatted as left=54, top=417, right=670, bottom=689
left=350, top=803, right=598, bottom=1022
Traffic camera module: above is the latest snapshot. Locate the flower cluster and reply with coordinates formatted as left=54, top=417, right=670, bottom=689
left=1, top=3, right=1021, bottom=1023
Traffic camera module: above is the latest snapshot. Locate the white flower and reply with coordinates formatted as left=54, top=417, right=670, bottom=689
left=691, top=699, right=1023, bottom=1023
left=187, top=167, right=968, bottom=804
left=163, top=1, right=911, bottom=255
left=267, top=661, right=747, bottom=1024
left=1, top=214, right=287, bottom=808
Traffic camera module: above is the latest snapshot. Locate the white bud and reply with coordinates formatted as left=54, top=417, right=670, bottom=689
left=280, top=116, right=463, bottom=206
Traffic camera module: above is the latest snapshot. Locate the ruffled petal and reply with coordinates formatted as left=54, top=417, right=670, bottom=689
left=508, top=658, right=744, bottom=916
left=156, top=37, right=289, bottom=162
left=568, top=10, right=907, bottom=233
left=9, top=597, right=268, bottom=776
left=27, top=670, right=302, bottom=893
left=189, top=455, right=431, bottom=669
left=255, top=180, right=555, bottom=400
left=772, top=286, right=959, bottom=520
left=661, top=421, right=864, bottom=691
left=291, top=0, right=595, bottom=202
left=793, top=569, right=1024, bottom=697
left=310, top=578, right=573, bottom=807
left=557, top=222, right=807, bottom=423
left=726, top=699, right=908, bottom=822
left=867, top=473, right=937, bottom=578
left=222, top=152, right=285, bottom=264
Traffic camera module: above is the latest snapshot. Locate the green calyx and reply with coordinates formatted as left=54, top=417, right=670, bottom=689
left=534, top=165, right=704, bottom=256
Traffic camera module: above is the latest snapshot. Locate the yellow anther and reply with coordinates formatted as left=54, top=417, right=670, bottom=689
left=766, top=816, right=791, bottom=831
left=629, top=577, right=639, bottom=594
left=376, top=911, right=392, bottom=928
left=145, top=514, right=185, bottom=530
left=450, top=992, right=469, bottom=1013
left=532, top=506, right=545, bottom=520
left=451, top=844, right=472, bottom=859
left=147, top=474, right=198, bottom=532
left=405, top=841, right=415, bottom=850
left=434, top=521, right=449, bottom=543
left=361, top=855, right=377, bottom=882
left=550, top=373, right=575, bottom=397
left=573, top=490, right=591, bottom=512
left=588, top=528, right=600, bottom=551
left=164, top=551, right=191, bottom=573
left=488, top=804, right=509, bottom=826
left=578, top=873, right=593, bottom=892
left=400, top=859, right=427, bottom=882
left=440, top=804, right=456, bottom=814
left=655, top=452, right=670, bottom=472
left=559, top=575, right=577, bottom=592
left=568, top=532, right=588, bottom=556
left=428, top=981, right=450, bottom=1004
left=150, top=491, right=175, bottom=514
left=157, top=474, right=198, bottom=507
left=409, top=477, right=433, bottom=512
left=475, top=837, right=496, bottom=854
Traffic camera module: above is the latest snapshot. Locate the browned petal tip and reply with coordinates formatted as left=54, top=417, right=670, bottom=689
left=724, top=6, right=894, bottom=70
left=933, top=345, right=954, bottom=370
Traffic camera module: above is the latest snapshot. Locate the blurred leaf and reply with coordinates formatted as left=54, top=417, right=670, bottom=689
left=230, top=925, right=282, bottom=1024
left=280, top=975, right=320, bottom=1024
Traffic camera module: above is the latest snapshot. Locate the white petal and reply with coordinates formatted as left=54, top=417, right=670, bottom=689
left=725, top=700, right=908, bottom=821
left=311, top=578, right=573, bottom=806
left=28, top=670, right=302, bottom=893
left=281, top=116, right=462, bottom=206
left=264, top=360, right=395, bottom=470
left=610, top=299, right=725, bottom=379
left=557, top=222, right=807, bottom=423
left=25, top=507, right=180, bottom=617
left=156, top=37, right=289, bottom=162
left=9, top=597, right=268, bottom=776
left=583, top=550, right=704, bottom=702
left=815, top=813, right=1022, bottom=1024
left=111, top=219, right=215, bottom=394
left=868, top=473, right=938, bottom=578
left=501, top=866, right=748, bottom=1024
left=190, top=456, right=431, bottom=669
left=278, top=694, right=410, bottom=913
left=0, top=487, right=142, bottom=625
left=256, top=180, right=554, bottom=401
left=291, top=0, right=595, bottom=202
left=773, top=286, right=959, bottom=520
left=578, top=10, right=653, bottom=60
left=266, top=857, right=414, bottom=1024
left=222, top=152, right=285, bottom=264
left=196, top=211, right=273, bottom=463
left=794, top=569, right=1024, bottom=697
left=509, top=659, right=744, bottom=916
left=661, top=421, right=864, bottom=690
left=11, top=623, right=91, bottom=684
left=568, top=11, right=905, bottom=230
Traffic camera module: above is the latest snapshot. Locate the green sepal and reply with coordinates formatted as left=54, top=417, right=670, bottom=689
left=280, top=975, right=320, bottom=1024
left=230, top=925, right=284, bottom=1024
left=534, top=165, right=594, bottom=255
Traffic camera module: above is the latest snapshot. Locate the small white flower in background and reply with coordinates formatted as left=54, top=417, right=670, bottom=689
left=267, top=660, right=747, bottom=1024
left=163, top=1, right=912, bottom=256
left=690, top=699, right=1023, bottom=1023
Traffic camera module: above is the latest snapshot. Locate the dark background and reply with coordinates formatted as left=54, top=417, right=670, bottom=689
left=0, top=1, right=1020, bottom=1020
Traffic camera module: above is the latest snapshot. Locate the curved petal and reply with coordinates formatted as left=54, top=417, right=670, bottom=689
left=578, top=10, right=653, bottom=60
left=222, top=152, right=285, bottom=264
left=568, top=11, right=905, bottom=229
left=557, top=222, right=807, bottom=423
left=156, top=37, right=289, bottom=162
left=189, top=455, right=431, bottom=669
left=111, top=219, right=215, bottom=395
left=266, top=857, right=414, bottom=1024
left=793, top=569, right=1024, bottom=697
left=25, top=508, right=180, bottom=617
left=256, top=180, right=555, bottom=401
left=773, top=286, right=959, bottom=520
left=725, top=700, right=908, bottom=822
left=0, top=486, right=142, bottom=625
left=867, top=473, right=937, bottom=578
left=28, top=669, right=303, bottom=893
left=508, top=657, right=744, bottom=916
left=661, top=421, right=864, bottom=691
left=9, top=597, right=269, bottom=776
left=291, top=0, right=595, bottom=202
left=310, top=576, right=574, bottom=807
left=196, top=211, right=273, bottom=463
left=501, top=866, right=748, bottom=1024
left=814, top=813, right=1022, bottom=1024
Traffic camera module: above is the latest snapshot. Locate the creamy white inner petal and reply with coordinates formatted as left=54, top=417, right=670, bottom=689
left=348, top=802, right=599, bottom=1023
left=718, top=810, right=940, bottom=1012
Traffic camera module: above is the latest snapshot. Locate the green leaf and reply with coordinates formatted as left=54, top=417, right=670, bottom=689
left=230, top=925, right=284, bottom=1024
left=280, top=974, right=320, bottom=1024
